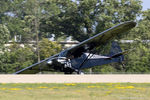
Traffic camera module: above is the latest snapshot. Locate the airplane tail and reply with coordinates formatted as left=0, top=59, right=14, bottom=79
left=109, top=41, right=122, bottom=56
left=109, top=41, right=124, bottom=62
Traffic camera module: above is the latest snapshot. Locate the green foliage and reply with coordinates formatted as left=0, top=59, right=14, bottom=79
left=96, top=0, right=142, bottom=35
left=91, top=65, right=117, bottom=73
left=0, top=24, right=10, bottom=50
left=124, top=43, right=150, bottom=73
left=123, top=10, right=150, bottom=73
left=0, top=38, right=62, bottom=73
left=0, top=44, right=36, bottom=73
left=40, top=0, right=98, bottom=41
left=39, top=38, right=62, bottom=59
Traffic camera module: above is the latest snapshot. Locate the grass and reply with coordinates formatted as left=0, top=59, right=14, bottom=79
left=0, top=83, right=149, bottom=100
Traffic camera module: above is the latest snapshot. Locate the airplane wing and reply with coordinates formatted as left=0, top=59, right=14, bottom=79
left=14, top=54, right=59, bottom=74
left=15, top=21, right=136, bottom=74
left=65, top=21, right=136, bottom=57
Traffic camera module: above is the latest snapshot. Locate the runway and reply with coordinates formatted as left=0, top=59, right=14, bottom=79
left=0, top=74, right=150, bottom=83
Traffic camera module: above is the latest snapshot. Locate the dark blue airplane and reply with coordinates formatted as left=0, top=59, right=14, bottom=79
left=15, top=21, right=136, bottom=74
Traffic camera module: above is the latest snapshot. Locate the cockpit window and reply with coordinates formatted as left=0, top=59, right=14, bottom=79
left=59, top=50, right=68, bottom=57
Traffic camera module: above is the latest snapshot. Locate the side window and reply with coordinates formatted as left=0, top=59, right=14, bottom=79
left=59, top=51, right=68, bottom=57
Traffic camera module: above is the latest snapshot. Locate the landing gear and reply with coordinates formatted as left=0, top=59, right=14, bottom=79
left=64, top=67, right=74, bottom=74
left=76, top=70, right=84, bottom=75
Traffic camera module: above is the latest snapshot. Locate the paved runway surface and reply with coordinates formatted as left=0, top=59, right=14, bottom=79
left=0, top=74, right=150, bottom=83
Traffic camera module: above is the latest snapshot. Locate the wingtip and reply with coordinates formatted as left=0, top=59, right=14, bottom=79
left=125, top=21, right=137, bottom=27
left=130, top=21, right=137, bottom=27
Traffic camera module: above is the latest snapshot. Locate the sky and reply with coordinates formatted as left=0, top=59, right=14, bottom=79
left=142, top=0, right=150, bottom=10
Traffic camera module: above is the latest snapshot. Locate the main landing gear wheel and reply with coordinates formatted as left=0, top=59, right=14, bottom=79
left=77, top=70, right=84, bottom=75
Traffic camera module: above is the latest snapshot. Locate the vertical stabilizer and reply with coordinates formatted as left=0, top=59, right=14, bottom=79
left=109, top=41, right=122, bottom=56
left=109, top=41, right=124, bottom=62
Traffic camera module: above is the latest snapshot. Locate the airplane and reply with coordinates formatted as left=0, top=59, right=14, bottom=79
left=15, top=21, right=136, bottom=74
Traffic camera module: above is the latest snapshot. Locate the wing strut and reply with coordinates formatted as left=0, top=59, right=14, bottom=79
left=77, top=51, right=95, bottom=74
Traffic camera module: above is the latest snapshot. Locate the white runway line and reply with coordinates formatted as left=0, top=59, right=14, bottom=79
left=0, top=74, right=150, bottom=83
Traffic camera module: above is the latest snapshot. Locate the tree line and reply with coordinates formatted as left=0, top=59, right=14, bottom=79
left=0, top=0, right=150, bottom=73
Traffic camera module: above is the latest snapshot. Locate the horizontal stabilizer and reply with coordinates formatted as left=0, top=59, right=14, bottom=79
left=109, top=49, right=133, bottom=58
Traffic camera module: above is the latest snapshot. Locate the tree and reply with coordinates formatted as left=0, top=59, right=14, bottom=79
left=96, top=0, right=142, bottom=35
left=39, top=38, right=62, bottom=60
left=123, top=9, right=150, bottom=73
left=0, top=43, right=36, bottom=73
left=0, top=0, right=11, bottom=24
left=41, top=0, right=98, bottom=41
left=0, top=39, right=62, bottom=73
left=0, top=0, right=26, bottom=41
left=21, top=0, right=62, bottom=62
left=0, top=24, right=9, bottom=50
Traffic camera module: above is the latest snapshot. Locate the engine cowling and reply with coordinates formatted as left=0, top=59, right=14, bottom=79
left=47, top=57, right=72, bottom=72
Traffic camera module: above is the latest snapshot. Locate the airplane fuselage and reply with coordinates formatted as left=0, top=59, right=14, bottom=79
left=46, top=52, right=123, bottom=74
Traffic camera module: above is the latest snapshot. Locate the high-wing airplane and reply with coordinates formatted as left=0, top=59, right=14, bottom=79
left=15, top=21, right=136, bottom=74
